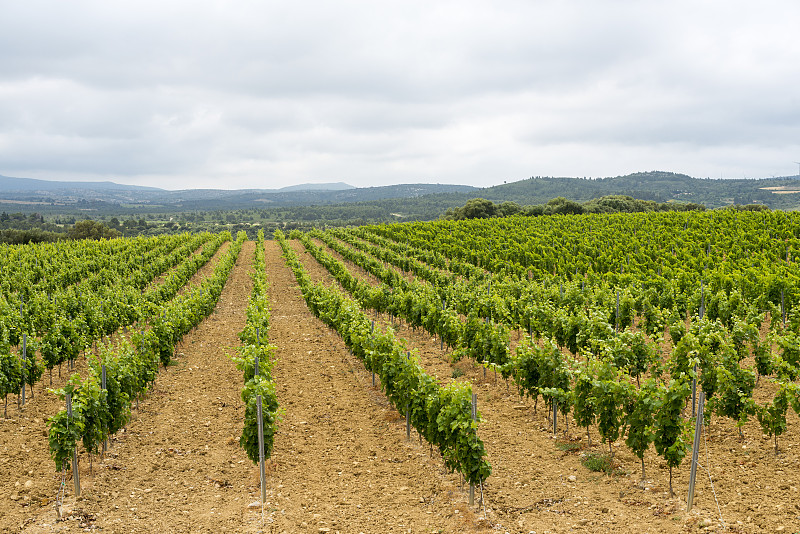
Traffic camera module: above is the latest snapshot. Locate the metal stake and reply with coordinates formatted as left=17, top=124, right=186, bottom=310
left=700, top=281, right=705, bottom=320
left=687, top=391, right=705, bottom=512
left=553, top=400, right=558, bottom=436
left=101, top=365, right=108, bottom=452
left=21, top=334, right=27, bottom=406
left=469, top=392, right=477, bottom=506
left=67, top=393, right=80, bottom=497
left=257, top=395, right=266, bottom=504
left=406, top=352, right=411, bottom=440
left=781, top=289, right=786, bottom=326
left=692, top=363, right=698, bottom=418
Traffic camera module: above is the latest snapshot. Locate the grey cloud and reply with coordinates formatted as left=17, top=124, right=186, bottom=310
left=1, top=1, right=799, bottom=189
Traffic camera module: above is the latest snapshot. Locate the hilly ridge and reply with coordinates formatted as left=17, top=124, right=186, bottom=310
left=0, top=174, right=475, bottom=210
left=2, top=171, right=800, bottom=223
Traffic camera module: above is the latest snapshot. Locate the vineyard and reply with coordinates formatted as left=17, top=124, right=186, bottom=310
left=1, top=211, right=800, bottom=533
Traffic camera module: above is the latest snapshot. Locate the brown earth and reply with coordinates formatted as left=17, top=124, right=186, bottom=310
left=2, top=238, right=799, bottom=533
left=291, top=236, right=800, bottom=534
left=1, top=239, right=243, bottom=533
left=0, top=237, right=232, bottom=531
left=1, top=240, right=473, bottom=533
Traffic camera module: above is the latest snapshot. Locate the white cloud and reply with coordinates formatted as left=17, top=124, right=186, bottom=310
left=1, top=0, right=799, bottom=189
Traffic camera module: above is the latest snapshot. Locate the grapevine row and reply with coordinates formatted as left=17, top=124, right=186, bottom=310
left=0, top=232, right=227, bottom=408
left=2, top=232, right=214, bottom=341
left=234, top=229, right=280, bottom=464
left=299, top=227, right=800, bottom=494
left=364, top=211, right=800, bottom=326
left=348, top=218, right=800, bottom=450
left=277, top=229, right=491, bottom=485
left=301, top=230, right=511, bottom=365
left=46, top=232, right=246, bottom=470
left=1, top=234, right=191, bottom=295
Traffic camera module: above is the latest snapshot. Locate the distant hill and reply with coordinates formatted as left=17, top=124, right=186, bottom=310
left=0, top=174, right=477, bottom=213
left=277, top=182, right=354, bottom=192
left=0, top=175, right=355, bottom=196
left=469, top=171, right=800, bottom=208
left=158, top=184, right=477, bottom=210
left=3, top=171, right=800, bottom=223
left=0, top=174, right=163, bottom=192
left=286, top=171, right=800, bottom=223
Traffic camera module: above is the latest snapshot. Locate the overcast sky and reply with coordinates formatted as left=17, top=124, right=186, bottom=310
left=1, top=1, right=799, bottom=190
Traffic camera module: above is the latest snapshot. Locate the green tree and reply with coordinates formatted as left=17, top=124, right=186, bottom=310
left=68, top=220, right=121, bottom=240
left=546, top=197, right=584, bottom=215
left=497, top=201, right=522, bottom=217
left=447, top=198, right=498, bottom=220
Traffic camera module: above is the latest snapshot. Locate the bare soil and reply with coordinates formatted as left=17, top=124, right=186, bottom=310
left=1, top=236, right=232, bottom=531
left=291, top=237, right=800, bottom=534
left=2, top=238, right=799, bottom=533
left=2, top=241, right=474, bottom=533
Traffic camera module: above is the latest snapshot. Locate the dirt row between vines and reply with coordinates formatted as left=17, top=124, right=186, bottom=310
left=294, top=236, right=800, bottom=533
left=2, top=240, right=488, bottom=533
left=4, top=234, right=800, bottom=533
left=0, top=239, right=231, bottom=532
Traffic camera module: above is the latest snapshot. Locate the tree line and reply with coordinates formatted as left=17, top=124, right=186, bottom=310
left=443, top=195, right=767, bottom=220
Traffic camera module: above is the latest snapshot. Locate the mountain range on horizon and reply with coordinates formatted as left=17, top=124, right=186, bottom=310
left=0, top=174, right=357, bottom=194
left=2, top=171, right=800, bottom=218
left=0, top=173, right=477, bottom=212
